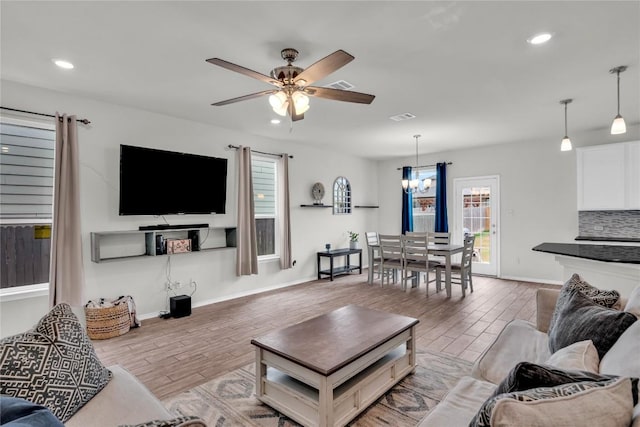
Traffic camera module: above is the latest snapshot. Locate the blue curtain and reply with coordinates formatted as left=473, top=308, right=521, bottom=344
left=401, top=167, right=413, bottom=233
left=435, top=162, right=448, bottom=232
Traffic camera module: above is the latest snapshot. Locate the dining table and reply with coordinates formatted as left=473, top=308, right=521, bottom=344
left=367, top=242, right=464, bottom=297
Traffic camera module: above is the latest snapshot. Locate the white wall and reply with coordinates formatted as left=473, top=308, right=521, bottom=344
left=377, top=124, right=639, bottom=283
left=0, top=80, right=379, bottom=337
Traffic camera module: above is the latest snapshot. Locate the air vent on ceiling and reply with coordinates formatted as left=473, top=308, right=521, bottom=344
left=389, top=113, right=417, bottom=122
left=326, top=80, right=355, bottom=90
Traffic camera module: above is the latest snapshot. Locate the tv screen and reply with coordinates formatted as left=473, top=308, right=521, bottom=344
left=119, top=144, right=227, bottom=216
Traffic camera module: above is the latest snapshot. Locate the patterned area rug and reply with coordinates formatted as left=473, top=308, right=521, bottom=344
left=162, top=350, right=472, bottom=426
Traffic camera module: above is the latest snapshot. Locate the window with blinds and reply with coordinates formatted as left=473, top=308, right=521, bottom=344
left=0, top=122, right=55, bottom=220
left=1, top=121, right=54, bottom=289
left=252, top=155, right=278, bottom=258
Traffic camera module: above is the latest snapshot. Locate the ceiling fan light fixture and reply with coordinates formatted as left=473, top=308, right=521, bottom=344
left=269, top=91, right=287, bottom=109
left=291, top=91, right=309, bottom=110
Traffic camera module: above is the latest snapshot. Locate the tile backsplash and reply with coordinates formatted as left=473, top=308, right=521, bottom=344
left=578, top=210, right=640, bottom=239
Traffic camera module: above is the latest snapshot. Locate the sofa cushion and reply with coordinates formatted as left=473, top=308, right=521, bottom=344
left=0, top=303, right=112, bottom=422
left=470, top=377, right=635, bottom=427
left=545, top=339, right=599, bottom=373
left=548, top=287, right=637, bottom=359
left=66, top=365, right=172, bottom=427
left=624, top=285, right=640, bottom=318
left=417, top=376, right=496, bottom=427
left=471, top=319, right=550, bottom=384
left=0, top=396, right=65, bottom=427
left=600, top=320, right=640, bottom=423
left=490, top=361, right=630, bottom=399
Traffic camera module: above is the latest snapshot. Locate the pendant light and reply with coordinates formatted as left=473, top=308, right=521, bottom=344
left=559, top=99, right=573, bottom=152
left=609, top=65, right=627, bottom=135
left=401, top=135, right=431, bottom=194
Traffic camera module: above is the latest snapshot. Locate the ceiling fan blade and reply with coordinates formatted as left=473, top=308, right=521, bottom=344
left=206, top=58, right=282, bottom=87
left=293, top=50, right=354, bottom=86
left=304, top=86, right=375, bottom=104
left=211, top=90, right=277, bottom=106
left=292, top=112, right=304, bottom=122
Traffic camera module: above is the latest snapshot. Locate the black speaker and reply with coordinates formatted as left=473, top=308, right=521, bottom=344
left=170, top=295, right=191, bottom=318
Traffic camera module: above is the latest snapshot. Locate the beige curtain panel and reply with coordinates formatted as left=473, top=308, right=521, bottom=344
left=49, top=113, right=85, bottom=307
left=236, top=146, right=258, bottom=276
left=279, top=154, right=292, bottom=269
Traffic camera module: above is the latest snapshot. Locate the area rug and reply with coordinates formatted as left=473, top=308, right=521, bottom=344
left=162, top=349, right=472, bottom=426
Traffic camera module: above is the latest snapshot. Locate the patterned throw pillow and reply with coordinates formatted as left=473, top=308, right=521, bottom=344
left=0, top=303, right=112, bottom=422
left=548, top=288, right=637, bottom=358
left=470, top=378, right=636, bottom=427
left=548, top=273, right=621, bottom=335
left=490, top=361, right=638, bottom=403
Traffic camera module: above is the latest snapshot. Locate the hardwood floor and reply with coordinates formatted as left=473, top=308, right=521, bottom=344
left=93, top=272, right=558, bottom=400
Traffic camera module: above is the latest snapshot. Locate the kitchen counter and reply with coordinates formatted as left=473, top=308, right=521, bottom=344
left=533, top=242, right=640, bottom=264
left=533, top=242, right=640, bottom=298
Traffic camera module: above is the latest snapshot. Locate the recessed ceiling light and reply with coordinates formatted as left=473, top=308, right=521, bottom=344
left=527, top=32, right=553, bottom=45
left=270, top=119, right=281, bottom=125
left=53, top=59, right=74, bottom=69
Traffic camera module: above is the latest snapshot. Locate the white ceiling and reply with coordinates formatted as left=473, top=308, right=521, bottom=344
left=1, top=1, right=639, bottom=160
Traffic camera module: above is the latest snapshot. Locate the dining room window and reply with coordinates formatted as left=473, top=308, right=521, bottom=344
left=252, top=155, right=278, bottom=258
left=412, top=167, right=437, bottom=232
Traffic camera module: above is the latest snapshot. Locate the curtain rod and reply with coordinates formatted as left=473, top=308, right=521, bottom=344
left=0, top=106, right=91, bottom=125
left=396, top=161, right=452, bottom=170
left=228, top=144, right=293, bottom=159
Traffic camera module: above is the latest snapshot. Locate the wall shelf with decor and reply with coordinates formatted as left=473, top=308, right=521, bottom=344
left=300, top=204, right=333, bottom=208
left=90, top=226, right=236, bottom=263
left=354, top=205, right=380, bottom=209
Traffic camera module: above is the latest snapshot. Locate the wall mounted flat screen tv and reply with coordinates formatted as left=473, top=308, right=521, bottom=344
left=119, top=144, right=227, bottom=216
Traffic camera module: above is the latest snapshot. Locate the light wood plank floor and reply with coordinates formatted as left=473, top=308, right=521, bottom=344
left=93, top=272, right=558, bottom=400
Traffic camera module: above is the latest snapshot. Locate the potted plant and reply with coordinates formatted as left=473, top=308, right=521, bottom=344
left=348, top=231, right=359, bottom=249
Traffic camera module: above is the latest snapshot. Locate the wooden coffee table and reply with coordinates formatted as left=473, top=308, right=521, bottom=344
left=251, top=305, right=419, bottom=426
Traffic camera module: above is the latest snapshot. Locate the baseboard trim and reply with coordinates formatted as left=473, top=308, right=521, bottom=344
left=139, top=275, right=317, bottom=320
left=498, top=275, right=563, bottom=286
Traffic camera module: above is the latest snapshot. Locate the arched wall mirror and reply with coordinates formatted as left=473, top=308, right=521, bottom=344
left=333, top=176, right=352, bottom=215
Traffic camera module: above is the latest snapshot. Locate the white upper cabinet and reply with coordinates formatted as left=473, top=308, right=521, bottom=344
left=577, top=141, right=640, bottom=210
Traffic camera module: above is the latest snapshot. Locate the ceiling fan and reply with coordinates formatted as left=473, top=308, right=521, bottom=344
left=206, top=48, right=375, bottom=121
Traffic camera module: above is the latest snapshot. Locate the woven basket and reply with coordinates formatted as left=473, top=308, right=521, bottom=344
left=85, top=302, right=131, bottom=340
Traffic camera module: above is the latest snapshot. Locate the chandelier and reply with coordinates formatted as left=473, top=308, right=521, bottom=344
left=402, top=134, right=432, bottom=194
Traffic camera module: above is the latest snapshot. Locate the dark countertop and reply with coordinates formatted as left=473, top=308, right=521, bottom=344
left=575, top=236, right=640, bottom=243
left=533, top=243, right=640, bottom=264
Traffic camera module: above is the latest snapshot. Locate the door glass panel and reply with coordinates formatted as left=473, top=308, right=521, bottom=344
left=462, top=186, right=491, bottom=265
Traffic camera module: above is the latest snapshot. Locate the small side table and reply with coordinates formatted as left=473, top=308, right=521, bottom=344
left=317, top=248, right=363, bottom=281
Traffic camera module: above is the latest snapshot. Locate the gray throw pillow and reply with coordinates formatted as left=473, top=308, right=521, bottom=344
left=548, top=287, right=637, bottom=358
left=0, top=303, right=112, bottom=422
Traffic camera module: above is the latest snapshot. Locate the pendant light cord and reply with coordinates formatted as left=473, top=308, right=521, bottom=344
left=564, top=102, right=568, bottom=136
left=616, top=70, right=621, bottom=115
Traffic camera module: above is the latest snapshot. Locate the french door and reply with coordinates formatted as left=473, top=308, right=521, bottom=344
left=453, top=176, right=500, bottom=276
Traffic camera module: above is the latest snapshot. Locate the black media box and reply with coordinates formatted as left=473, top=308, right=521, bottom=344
left=170, top=295, right=191, bottom=318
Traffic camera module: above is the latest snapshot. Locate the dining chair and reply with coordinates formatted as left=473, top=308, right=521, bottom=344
left=377, top=234, right=403, bottom=286
left=365, top=231, right=382, bottom=284
left=427, top=231, right=450, bottom=266
left=401, top=234, right=441, bottom=295
left=437, top=234, right=475, bottom=296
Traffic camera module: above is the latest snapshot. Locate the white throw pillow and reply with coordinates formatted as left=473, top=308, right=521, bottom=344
left=545, top=340, right=599, bottom=373
left=624, top=285, right=640, bottom=318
